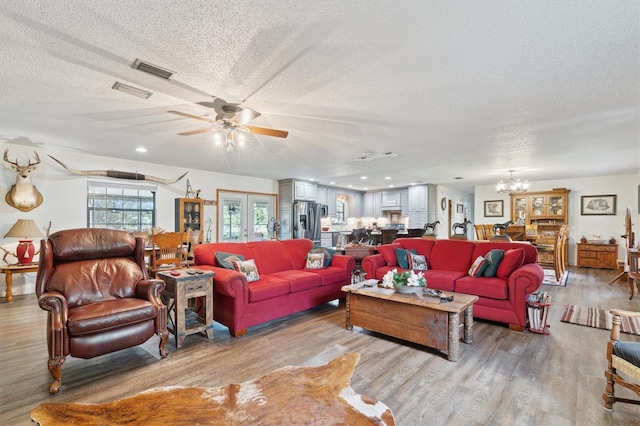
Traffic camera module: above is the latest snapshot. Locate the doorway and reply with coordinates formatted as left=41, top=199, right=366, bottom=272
left=217, top=190, right=277, bottom=242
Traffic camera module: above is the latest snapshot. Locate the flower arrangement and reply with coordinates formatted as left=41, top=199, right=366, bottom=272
left=380, top=268, right=426, bottom=289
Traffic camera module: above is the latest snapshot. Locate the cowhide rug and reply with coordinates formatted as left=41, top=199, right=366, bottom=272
left=30, top=352, right=395, bottom=425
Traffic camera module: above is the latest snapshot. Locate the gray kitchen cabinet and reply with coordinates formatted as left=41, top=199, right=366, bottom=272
left=293, top=180, right=317, bottom=201
left=316, top=186, right=328, bottom=205
left=327, top=188, right=337, bottom=216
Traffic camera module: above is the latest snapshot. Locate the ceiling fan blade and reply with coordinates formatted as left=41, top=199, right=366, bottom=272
left=230, top=108, right=261, bottom=125
left=178, top=127, right=216, bottom=136
left=247, top=125, right=289, bottom=138
left=168, top=110, right=216, bottom=123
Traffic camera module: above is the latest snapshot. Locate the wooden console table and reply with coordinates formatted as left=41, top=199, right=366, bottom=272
left=577, top=243, right=618, bottom=270
left=157, top=270, right=214, bottom=348
left=1, top=264, right=39, bottom=302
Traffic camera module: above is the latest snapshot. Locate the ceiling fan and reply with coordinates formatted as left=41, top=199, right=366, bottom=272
left=168, top=98, right=288, bottom=151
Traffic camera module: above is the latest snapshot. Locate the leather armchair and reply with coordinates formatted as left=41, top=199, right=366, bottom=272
left=35, top=228, right=168, bottom=394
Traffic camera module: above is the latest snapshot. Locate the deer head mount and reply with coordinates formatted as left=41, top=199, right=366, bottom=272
left=4, top=149, right=43, bottom=212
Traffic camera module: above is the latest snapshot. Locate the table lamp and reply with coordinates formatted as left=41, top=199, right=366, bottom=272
left=4, top=219, right=44, bottom=265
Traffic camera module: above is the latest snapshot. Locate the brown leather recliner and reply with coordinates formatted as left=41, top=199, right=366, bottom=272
left=35, top=228, right=169, bottom=394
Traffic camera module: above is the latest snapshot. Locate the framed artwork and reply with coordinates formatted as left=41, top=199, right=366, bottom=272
left=456, top=204, right=464, bottom=213
left=581, top=195, right=616, bottom=216
left=484, top=200, right=503, bottom=217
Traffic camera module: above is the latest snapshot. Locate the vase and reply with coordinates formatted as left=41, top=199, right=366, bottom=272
left=394, top=285, right=416, bottom=294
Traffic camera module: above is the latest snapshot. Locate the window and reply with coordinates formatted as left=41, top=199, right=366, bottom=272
left=87, top=181, right=156, bottom=231
left=336, top=199, right=345, bottom=223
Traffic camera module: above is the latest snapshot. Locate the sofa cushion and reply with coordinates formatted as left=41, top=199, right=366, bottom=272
left=305, top=252, right=325, bottom=269
left=422, top=269, right=466, bottom=292
left=216, top=252, right=245, bottom=270
left=455, top=276, right=508, bottom=300
left=497, top=248, right=525, bottom=279
left=247, top=275, right=290, bottom=302
left=305, top=266, right=348, bottom=286
left=249, top=241, right=292, bottom=274
left=233, top=259, right=260, bottom=282
left=279, top=239, right=315, bottom=270
left=309, top=246, right=335, bottom=267
left=395, top=238, right=436, bottom=258
left=408, top=253, right=428, bottom=271
left=429, top=240, right=475, bottom=273
left=67, top=298, right=156, bottom=336
left=377, top=243, right=402, bottom=267
left=395, top=248, right=417, bottom=269
left=468, top=256, right=487, bottom=277
left=482, top=249, right=505, bottom=278
left=272, top=270, right=322, bottom=293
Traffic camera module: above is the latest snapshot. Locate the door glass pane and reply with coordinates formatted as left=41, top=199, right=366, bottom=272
left=253, top=201, right=269, bottom=240
left=222, top=201, right=242, bottom=242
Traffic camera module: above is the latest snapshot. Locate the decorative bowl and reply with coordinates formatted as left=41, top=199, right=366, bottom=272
left=588, top=239, right=606, bottom=244
left=394, top=285, right=417, bottom=294
left=322, top=227, right=330, bottom=231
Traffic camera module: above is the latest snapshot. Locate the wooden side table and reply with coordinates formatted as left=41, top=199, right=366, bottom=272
left=157, top=270, right=214, bottom=348
left=1, top=264, right=39, bottom=302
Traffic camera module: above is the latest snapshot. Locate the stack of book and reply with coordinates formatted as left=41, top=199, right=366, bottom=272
left=527, top=290, right=551, bottom=333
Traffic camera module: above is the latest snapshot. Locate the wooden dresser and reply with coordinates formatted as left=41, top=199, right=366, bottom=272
left=577, top=243, right=618, bottom=270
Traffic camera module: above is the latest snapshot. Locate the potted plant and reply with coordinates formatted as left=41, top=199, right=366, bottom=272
left=380, top=268, right=426, bottom=293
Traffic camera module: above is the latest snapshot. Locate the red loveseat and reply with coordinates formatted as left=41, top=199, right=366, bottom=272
left=194, top=239, right=355, bottom=337
left=361, top=238, right=544, bottom=331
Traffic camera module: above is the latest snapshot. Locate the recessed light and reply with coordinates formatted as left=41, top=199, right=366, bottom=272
left=385, top=176, right=391, bottom=180
left=348, top=184, right=353, bottom=187
left=363, top=187, right=368, bottom=190
left=136, top=147, right=147, bottom=153
left=409, top=182, right=416, bottom=186
left=360, top=176, right=367, bottom=180
left=329, top=181, right=336, bottom=185
left=388, top=184, right=394, bottom=188
left=309, top=178, right=315, bottom=181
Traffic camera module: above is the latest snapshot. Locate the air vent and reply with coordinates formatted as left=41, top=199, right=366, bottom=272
left=112, top=82, right=152, bottom=99
left=132, top=59, right=175, bottom=80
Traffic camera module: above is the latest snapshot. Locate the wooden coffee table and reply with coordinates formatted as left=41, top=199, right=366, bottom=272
left=342, top=284, right=478, bottom=361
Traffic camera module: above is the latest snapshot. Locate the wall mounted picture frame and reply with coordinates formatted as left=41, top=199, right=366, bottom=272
left=456, top=204, right=464, bottom=213
left=484, top=200, right=503, bottom=217
left=581, top=194, right=616, bottom=216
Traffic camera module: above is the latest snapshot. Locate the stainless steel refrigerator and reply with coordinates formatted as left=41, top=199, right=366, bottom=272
left=292, top=201, right=321, bottom=245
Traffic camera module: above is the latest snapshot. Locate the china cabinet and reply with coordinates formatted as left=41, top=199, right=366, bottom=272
left=510, top=189, right=570, bottom=263
left=175, top=198, right=204, bottom=243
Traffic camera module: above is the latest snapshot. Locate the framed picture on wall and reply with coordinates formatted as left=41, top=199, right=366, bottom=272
left=456, top=204, right=464, bottom=213
left=581, top=194, right=617, bottom=215
left=484, top=200, right=503, bottom=217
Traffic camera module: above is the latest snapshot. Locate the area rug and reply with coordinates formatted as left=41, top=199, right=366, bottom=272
left=560, top=305, right=640, bottom=336
left=30, top=352, right=395, bottom=425
left=542, top=269, right=569, bottom=287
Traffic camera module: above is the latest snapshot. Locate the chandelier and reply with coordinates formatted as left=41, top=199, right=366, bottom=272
left=496, top=170, right=530, bottom=194
left=212, top=120, right=250, bottom=152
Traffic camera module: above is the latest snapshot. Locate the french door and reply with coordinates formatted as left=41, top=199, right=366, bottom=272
left=217, top=191, right=276, bottom=242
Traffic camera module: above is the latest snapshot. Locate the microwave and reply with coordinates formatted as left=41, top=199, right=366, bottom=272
left=319, top=204, right=329, bottom=217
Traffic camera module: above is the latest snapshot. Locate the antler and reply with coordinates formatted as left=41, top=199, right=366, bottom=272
left=3, top=149, right=18, bottom=167
left=3, top=149, right=41, bottom=168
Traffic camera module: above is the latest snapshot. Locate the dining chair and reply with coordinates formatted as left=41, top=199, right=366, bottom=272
left=148, top=230, right=186, bottom=278
left=603, top=308, right=640, bottom=410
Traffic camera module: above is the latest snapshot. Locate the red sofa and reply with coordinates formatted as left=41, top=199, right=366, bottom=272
left=194, top=239, right=355, bottom=337
left=361, top=238, right=544, bottom=331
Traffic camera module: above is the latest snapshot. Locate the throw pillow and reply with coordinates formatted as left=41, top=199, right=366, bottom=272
left=309, top=246, right=335, bottom=267
left=468, top=256, right=487, bottom=277
left=232, top=259, right=260, bottom=282
left=306, top=252, right=325, bottom=269
left=408, top=253, right=428, bottom=271
left=482, top=249, right=505, bottom=278
left=497, top=248, right=525, bottom=279
left=216, top=252, right=245, bottom=270
left=394, top=248, right=417, bottom=269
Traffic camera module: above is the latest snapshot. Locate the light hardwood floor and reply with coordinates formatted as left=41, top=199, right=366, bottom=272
left=2, top=267, right=640, bottom=425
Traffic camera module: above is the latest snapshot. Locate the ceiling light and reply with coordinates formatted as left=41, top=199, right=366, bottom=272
left=112, top=82, right=152, bottom=99
left=132, top=58, right=175, bottom=80
left=388, top=184, right=394, bottom=188
left=385, top=176, right=391, bottom=180
left=496, top=170, right=530, bottom=194
left=361, top=176, right=367, bottom=180
left=212, top=121, right=252, bottom=152
left=136, top=147, right=147, bottom=153
left=329, top=181, right=336, bottom=185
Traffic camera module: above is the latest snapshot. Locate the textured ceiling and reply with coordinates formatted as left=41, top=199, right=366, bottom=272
left=0, top=1, right=638, bottom=192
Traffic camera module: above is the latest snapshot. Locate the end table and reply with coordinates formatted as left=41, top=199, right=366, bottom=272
left=1, top=264, right=39, bottom=302
left=157, top=269, right=214, bottom=348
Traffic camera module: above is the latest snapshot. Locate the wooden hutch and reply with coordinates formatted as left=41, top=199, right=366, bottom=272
left=175, top=198, right=205, bottom=244
left=510, top=188, right=570, bottom=265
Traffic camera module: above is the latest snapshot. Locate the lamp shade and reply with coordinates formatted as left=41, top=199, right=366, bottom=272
left=4, top=219, right=44, bottom=265
left=4, top=219, right=44, bottom=239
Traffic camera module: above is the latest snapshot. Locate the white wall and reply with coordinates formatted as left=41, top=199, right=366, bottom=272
left=436, top=186, right=475, bottom=239
left=1, top=143, right=278, bottom=297
left=474, top=173, right=640, bottom=266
